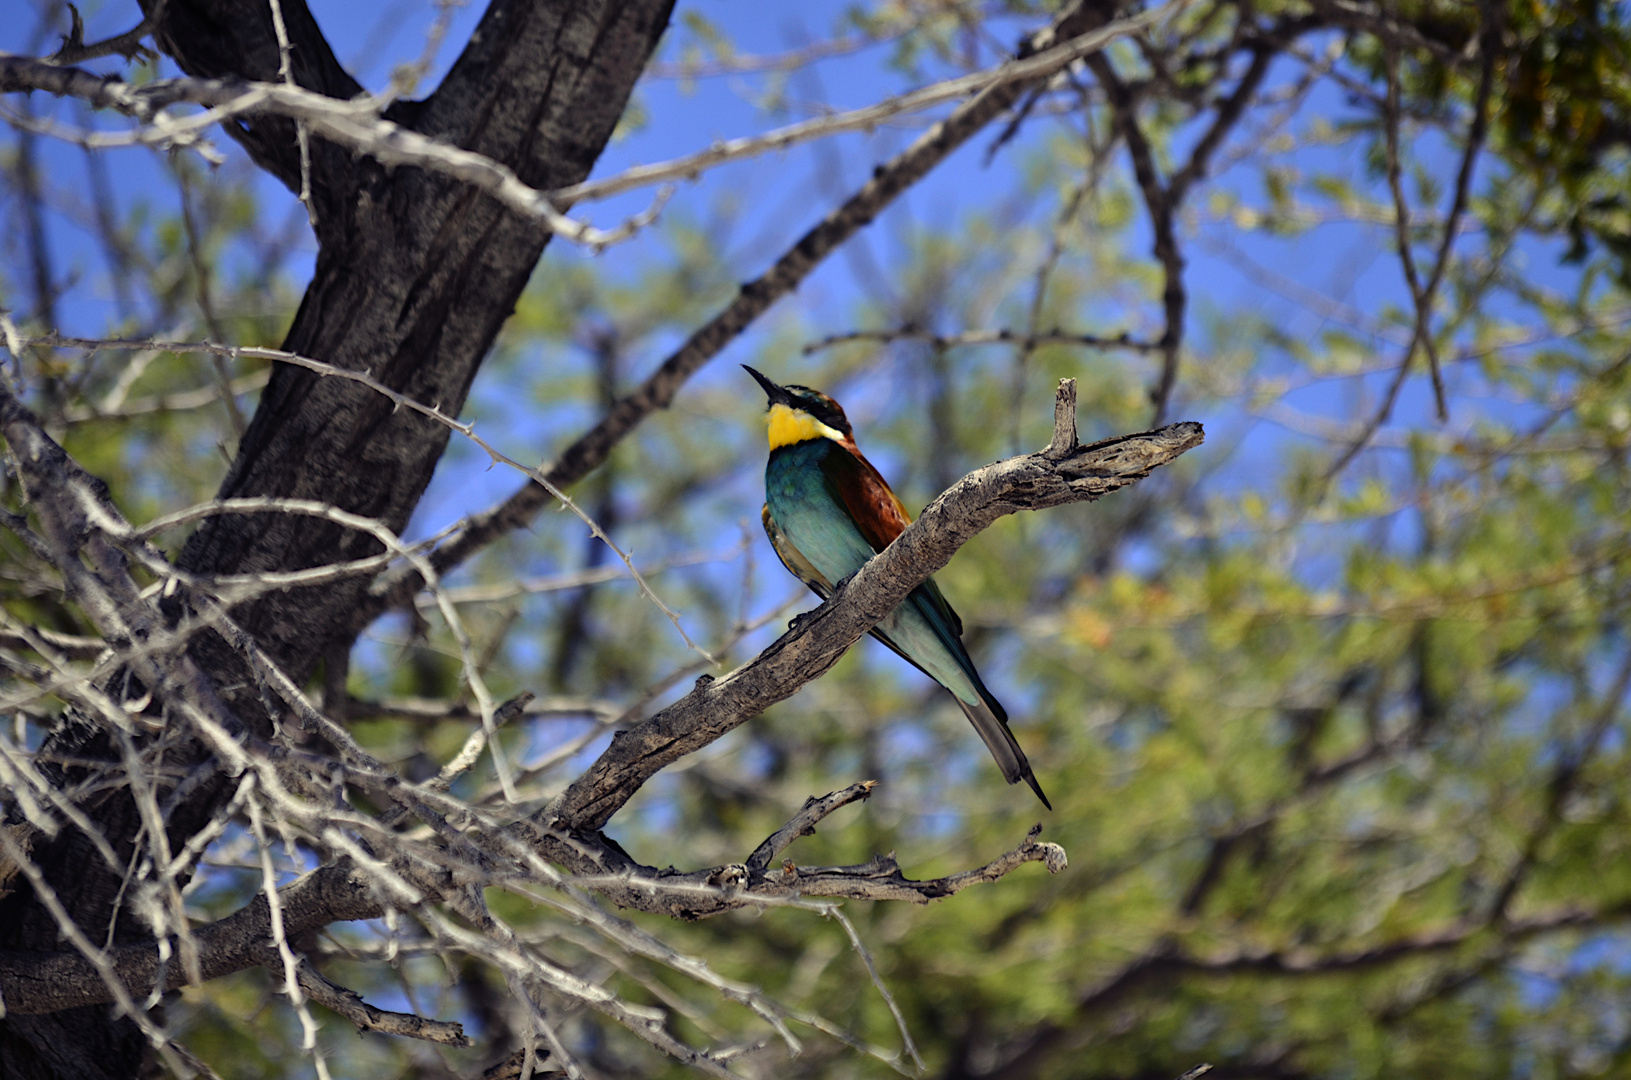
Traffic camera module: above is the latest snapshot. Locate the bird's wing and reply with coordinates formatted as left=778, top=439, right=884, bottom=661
left=820, top=446, right=964, bottom=637
left=761, top=504, right=833, bottom=599
left=789, top=448, right=1050, bottom=808
left=821, top=445, right=909, bottom=551
left=763, top=499, right=938, bottom=682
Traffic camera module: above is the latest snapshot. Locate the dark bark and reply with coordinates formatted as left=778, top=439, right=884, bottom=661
left=0, top=1, right=672, bottom=1076
left=0, top=397, right=1199, bottom=1014
left=349, top=0, right=1130, bottom=629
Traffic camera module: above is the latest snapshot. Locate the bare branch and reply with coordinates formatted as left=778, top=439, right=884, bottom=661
left=746, top=782, right=878, bottom=872
left=0, top=53, right=665, bottom=249
left=823, top=904, right=924, bottom=1072
left=1325, top=9, right=1498, bottom=476
left=547, top=388, right=1203, bottom=832
left=355, top=0, right=1159, bottom=630
left=1090, top=24, right=1278, bottom=425
left=287, top=954, right=470, bottom=1046
left=47, top=2, right=162, bottom=66
left=803, top=326, right=1162, bottom=355
left=1046, top=377, right=1080, bottom=459
left=556, top=0, right=1194, bottom=206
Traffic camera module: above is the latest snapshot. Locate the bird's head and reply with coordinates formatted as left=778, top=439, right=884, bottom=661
left=743, top=366, right=855, bottom=450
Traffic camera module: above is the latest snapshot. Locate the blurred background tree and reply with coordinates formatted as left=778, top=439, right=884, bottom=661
left=3, top=0, right=1631, bottom=1078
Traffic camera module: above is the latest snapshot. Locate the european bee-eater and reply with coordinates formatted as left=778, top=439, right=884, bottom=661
left=745, top=366, right=1050, bottom=809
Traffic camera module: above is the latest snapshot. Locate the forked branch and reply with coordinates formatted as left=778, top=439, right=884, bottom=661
left=546, top=380, right=1203, bottom=831
left=0, top=380, right=1195, bottom=1015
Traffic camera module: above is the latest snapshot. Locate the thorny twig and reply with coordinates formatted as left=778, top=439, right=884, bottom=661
left=0, top=53, right=669, bottom=249
left=22, top=332, right=718, bottom=668
left=354, top=0, right=1170, bottom=629
left=804, top=326, right=1161, bottom=356
left=554, top=0, right=1193, bottom=205
left=266, top=0, right=315, bottom=228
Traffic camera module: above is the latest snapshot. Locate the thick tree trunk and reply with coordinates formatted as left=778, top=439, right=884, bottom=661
left=0, top=1, right=672, bottom=1076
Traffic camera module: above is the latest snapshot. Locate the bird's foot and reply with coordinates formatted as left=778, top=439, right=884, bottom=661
left=787, top=609, right=819, bottom=634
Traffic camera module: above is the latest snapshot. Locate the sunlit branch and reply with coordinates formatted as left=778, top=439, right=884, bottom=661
left=0, top=53, right=667, bottom=249
left=21, top=332, right=716, bottom=667
left=803, top=326, right=1162, bottom=355
left=353, top=0, right=1166, bottom=632
left=554, top=0, right=1193, bottom=206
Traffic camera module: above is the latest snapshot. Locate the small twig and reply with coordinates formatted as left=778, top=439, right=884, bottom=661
left=1090, top=27, right=1277, bottom=425
left=824, top=904, right=925, bottom=1073
left=746, top=781, right=877, bottom=872
left=553, top=0, right=1194, bottom=206
left=1324, top=10, right=1495, bottom=478
left=246, top=783, right=330, bottom=1078
left=378, top=0, right=463, bottom=103
left=176, top=172, right=248, bottom=437
left=270, top=0, right=316, bottom=229
left=47, top=1, right=161, bottom=66
left=289, top=955, right=470, bottom=1045
left=1045, top=377, right=1079, bottom=458
left=420, top=691, right=535, bottom=802
left=803, top=326, right=1161, bottom=355
left=63, top=367, right=270, bottom=423
left=643, top=27, right=906, bottom=80
left=1379, top=23, right=1439, bottom=416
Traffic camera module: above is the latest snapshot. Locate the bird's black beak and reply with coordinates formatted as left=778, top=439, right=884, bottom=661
left=742, top=365, right=797, bottom=408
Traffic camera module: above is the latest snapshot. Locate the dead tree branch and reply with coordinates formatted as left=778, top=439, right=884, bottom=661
left=0, top=380, right=1184, bottom=1014
left=350, top=0, right=1160, bottom=632
left=545, top=382, right=1202, bottom=831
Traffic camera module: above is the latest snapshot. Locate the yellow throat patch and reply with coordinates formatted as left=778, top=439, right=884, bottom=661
left=767, top=403, right=845, bottom=450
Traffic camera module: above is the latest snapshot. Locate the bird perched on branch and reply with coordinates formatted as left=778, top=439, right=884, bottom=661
left=744, top=366, right=1050, bottom=808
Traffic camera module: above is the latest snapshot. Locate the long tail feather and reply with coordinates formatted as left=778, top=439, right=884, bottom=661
left=954, top=695, right=1051, bottom=810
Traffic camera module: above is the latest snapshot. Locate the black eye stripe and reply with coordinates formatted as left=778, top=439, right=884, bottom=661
left=783, top=386, right=849, bottom=432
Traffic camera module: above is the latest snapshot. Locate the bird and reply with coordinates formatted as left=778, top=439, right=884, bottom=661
left=744, top=365, right=1050, bottom=809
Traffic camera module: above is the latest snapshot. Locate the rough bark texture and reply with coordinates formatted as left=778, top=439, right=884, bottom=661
left=0, top=1, right=673, bottom=1076
left=0, top=393, right=1200, bottom=1014
left=351, top=0, right=1128, bottom=630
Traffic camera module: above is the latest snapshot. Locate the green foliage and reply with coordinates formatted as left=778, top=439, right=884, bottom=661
left=8, top=1, right=1631, bottom=1077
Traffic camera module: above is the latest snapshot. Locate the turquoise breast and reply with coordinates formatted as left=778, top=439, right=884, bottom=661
left=765, top=440, right=876, bottom=587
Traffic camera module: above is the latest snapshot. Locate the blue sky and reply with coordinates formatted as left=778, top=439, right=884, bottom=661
left=4, top=0, right=1603, bottom=785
